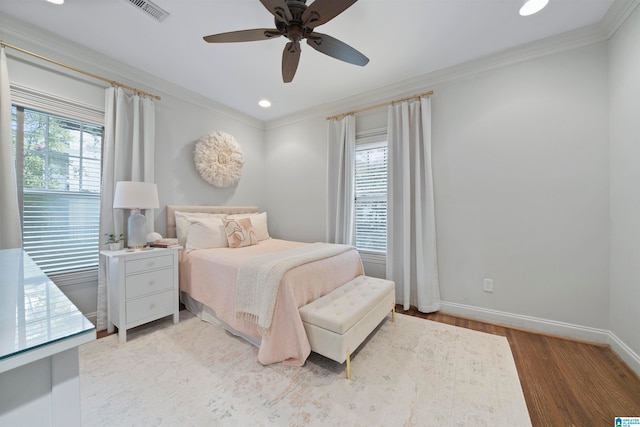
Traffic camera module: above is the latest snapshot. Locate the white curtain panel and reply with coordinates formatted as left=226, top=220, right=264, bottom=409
left=387, top=96, right=441, bottom=312
left=0, top=47, right=22, bottom=250
left=326, top=115, right=356, bottom=245
left=0, top=46, right=21, bottom=355
left=97, top=87, right=156, bottom=330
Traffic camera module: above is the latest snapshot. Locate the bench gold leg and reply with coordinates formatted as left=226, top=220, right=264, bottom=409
left=346, top=349, right=351, bottom=380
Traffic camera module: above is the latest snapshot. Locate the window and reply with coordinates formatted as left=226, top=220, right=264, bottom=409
left=354, top=140, right=387, bottom=253
left=12, top=106, right=103, bottom=276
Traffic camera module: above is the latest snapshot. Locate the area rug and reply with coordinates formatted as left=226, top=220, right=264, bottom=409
left=79, top=311, right=531, bottom=426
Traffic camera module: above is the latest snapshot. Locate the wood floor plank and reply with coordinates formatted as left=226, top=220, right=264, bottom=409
left=396, top=305, right=640, bottom=426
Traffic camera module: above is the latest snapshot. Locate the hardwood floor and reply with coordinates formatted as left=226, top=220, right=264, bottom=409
left=397, top=306, right=640, bottom=426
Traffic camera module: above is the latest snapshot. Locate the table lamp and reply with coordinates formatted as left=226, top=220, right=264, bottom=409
left=113, top=181, right=159, bottom=249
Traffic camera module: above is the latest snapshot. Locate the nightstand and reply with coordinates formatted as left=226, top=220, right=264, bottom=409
left=101, top=247, right=179, bottom=343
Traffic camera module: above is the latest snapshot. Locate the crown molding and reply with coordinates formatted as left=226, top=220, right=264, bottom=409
left=0, top=14, right=264, bottom=130
left=264, top=1, right=640, bottom=131
left=264, top=21, right=610, bottom=130
left=601, top=0, right=639, bottom=38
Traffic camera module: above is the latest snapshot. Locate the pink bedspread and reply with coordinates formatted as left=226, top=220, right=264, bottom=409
left=180, top=239, right=364, bottom=366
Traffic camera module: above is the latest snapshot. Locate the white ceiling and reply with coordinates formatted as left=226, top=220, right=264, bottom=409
left=0, top=0, right=615, bottom=122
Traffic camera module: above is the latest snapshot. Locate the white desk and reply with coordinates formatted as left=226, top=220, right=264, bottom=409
left=0, top=249, right=96, bottom=427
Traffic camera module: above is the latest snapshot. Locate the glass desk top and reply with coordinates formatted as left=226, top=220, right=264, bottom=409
left=0, top=248, right=95, bottom=364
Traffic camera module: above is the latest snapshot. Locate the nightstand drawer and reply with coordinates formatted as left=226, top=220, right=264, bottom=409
left=126, top=269, right=173, bottom=299
left=126, top=290, right=173, bottom=325
left=125, top=254, right=173, bottom=274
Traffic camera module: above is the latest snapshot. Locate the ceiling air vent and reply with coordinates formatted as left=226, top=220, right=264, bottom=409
left=125, top=0, right=170, bottom=22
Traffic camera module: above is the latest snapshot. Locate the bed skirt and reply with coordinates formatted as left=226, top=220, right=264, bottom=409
left=180, top=291, right=261, bottom=348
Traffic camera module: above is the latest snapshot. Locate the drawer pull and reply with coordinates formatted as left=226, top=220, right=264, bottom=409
left=150, top=303, right=156, bottom=310
left=148, top=280, right=155, bottom=287
left=147, top=261, right=155, bottom=267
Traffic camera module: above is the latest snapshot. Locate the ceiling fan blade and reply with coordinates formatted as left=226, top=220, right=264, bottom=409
left=282, top=41, right=301, bottom=83
left=302, top=0, right=359, bottom=29
left=259, top=0, right=292, bottom=23
left=307, top=32, right=369, bottom=66
left=203, top=28, right=281, bottom=43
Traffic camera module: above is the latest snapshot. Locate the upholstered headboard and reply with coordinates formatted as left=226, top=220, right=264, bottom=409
left=166, top=205, right=259, bottom=238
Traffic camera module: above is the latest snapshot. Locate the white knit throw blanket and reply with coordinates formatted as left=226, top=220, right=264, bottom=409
left=235, top=243, right=354, bottom=333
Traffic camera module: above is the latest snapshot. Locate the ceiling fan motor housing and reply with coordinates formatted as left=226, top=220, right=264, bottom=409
left=278, top=0, right=314, bottom=42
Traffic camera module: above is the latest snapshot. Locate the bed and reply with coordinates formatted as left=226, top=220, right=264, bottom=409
left=166, top=205, right=364, bottom=366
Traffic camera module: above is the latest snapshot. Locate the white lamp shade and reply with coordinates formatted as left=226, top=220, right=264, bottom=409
left=113, top=181, right=159, bottom=209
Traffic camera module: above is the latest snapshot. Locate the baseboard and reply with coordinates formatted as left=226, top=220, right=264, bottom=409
left=607, top=332, right=640, bottom=378
left=440, top=301, right=640, bottom=377
left=440, top=302, right=611, bottom=343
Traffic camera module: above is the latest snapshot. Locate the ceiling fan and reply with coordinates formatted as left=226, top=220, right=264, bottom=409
left=203, top=0, right=369, bottom=83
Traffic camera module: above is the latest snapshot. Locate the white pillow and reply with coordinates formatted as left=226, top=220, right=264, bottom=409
left=226, top=212, right=269, bottom=241
left=175, top=211, right=226, bottom=247
left=226, top=213, right=255, bottom=219
left=185, top=217, right=228, bottom=251
left=249, top=212, right=270, bottom=241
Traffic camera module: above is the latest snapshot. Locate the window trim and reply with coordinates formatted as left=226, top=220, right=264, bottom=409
left=12, top=103, right=104, bottom=285
left=358, top=250, right=386, bottom=265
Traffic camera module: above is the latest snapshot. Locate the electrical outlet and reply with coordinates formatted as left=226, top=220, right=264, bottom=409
left=483, top=278, right=494, bottom=293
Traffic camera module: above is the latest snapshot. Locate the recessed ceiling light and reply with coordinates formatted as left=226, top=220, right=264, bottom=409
left=519, top=0, right=549, bottom=16
left=258, top=99, right=271, bottom=108
left=46, top=0, right=64, bottom=4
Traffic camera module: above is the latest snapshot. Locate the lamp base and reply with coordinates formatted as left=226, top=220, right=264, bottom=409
left=127, top=209, right=147, bottom=249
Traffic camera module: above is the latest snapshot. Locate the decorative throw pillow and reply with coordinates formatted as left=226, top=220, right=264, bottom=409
left=227, top=212, right=270, bottom=241
left=175, top=211, right=226, bottom=247
left=224, top=218, right=257, bottom=248
left=185, top=217, right=228, bottom=251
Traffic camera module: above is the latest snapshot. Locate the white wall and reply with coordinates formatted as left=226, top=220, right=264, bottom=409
left=609, top=5, right=640, bottom=368
left=265, top=42, right=611, bottom=331
left=263, top=117, right=327, bottom=243
left=153, top=94, right=265, bottom=238
left=434, top=43, right=610, bottom=329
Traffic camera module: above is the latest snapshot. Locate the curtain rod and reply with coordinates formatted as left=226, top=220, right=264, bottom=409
left=0, top=40, right=161, bottom=101
left=326, top=90, right=434, bottom=121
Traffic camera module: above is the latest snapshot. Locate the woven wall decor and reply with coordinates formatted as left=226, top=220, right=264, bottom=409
left=194, top=131, right=244, bottom=187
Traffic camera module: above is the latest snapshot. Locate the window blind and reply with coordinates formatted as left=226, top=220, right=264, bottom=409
left=355, top=141, right=387, bottom=253
left=22, top=190, right=101, bottom=274
left=10, top=84, right=104, bottom=126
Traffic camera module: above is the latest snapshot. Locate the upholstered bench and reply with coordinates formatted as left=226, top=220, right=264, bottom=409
left=299, top=275, right=395, bottom=379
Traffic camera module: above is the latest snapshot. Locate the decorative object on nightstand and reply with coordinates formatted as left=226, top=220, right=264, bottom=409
left=149, top=238, right=180, bottom=248
left=105, top=233, right=125, bottom=251
left=113, top=181, right=159, bottom=249
left=146, top=231, right=162, bottom=245
left=101, top=247, right=179, bottom=343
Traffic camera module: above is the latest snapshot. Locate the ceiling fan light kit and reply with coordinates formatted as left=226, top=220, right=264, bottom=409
left=203, top=0, right=369, bottom=83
